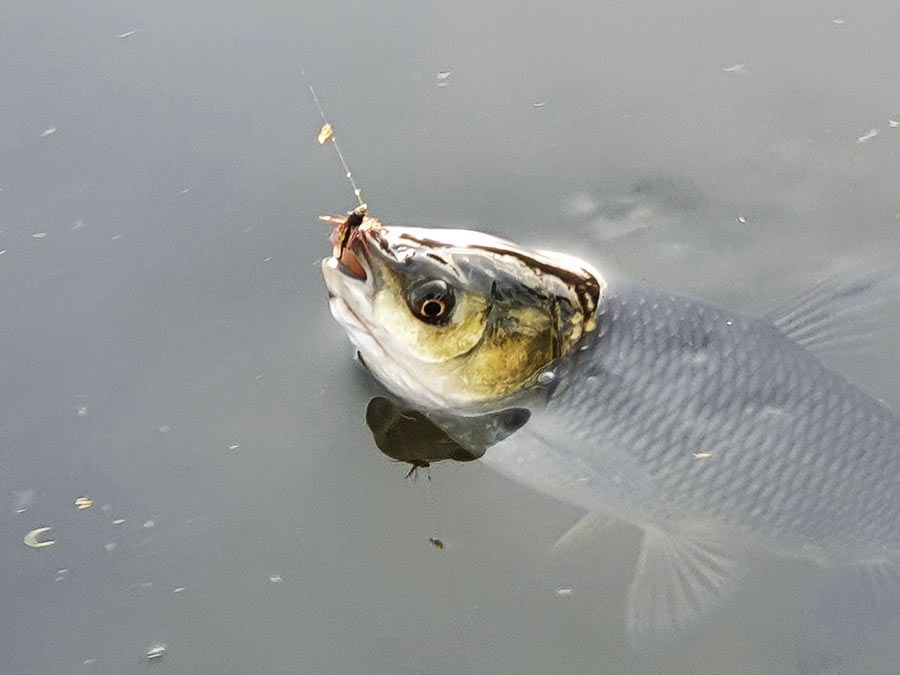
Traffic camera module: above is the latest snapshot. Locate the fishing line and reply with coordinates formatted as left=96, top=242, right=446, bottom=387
left=303, top=71, right=366, bottom=209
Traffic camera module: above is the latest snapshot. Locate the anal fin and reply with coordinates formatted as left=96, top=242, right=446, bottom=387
left=626, top=523, right=744, bottom=651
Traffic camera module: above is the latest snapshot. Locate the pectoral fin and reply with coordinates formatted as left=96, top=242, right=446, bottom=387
left=551, top=512, right=616, bottom=556
left=626, top=523, right=744, bottom=651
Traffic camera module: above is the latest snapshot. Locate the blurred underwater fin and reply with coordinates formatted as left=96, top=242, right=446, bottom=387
left=551, top=512, right=616, bottom=556
left=625, top=522, right=744, bottom=651
left=794, top=559, right=900, bottom=674
left=765, top=269, right=900, bottom=355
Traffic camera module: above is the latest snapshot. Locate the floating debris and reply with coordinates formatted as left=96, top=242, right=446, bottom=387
left=0, top=250, right=6, bottom=256
left=227, top=444, right=240, bottom=451
left=69, top=220, right=86, bottom=231
left=23, top=526, right=55, bottom=549
left=74, top=496, right=93, bottom=510
left=317, top=123, right=334, bottom=145
left=118, top=30, right=136, bottom=38
left=173, top=587, right=186, bottom=594
left=74, top=405, right=88, bottom=417
left=14, top=490, right=34, bottom=514
left=112, top=518, right=125, bottom=525
left=104, top=542, right=117, bottom=552
left=890, top=119, right=899, bottom=129
left=557, top=588, right=574, bottom=597
left=41, top=127, right=57, bottom=137
left=722, top=64, right=747, bottom=74
left=263, top=256, right=273, bottom=262
left=436, top=70, right=452, bottom=87
left=831, top=17, right=846, bottom=25
left=693, top=451, right=715, bottom=459
left=83, top=658, right=97, bottom=665
left=145, top=644, right=166, bottom=660
left=31, top=232, right=48, bottom=239
left=269, top=574, right=283, bottom=583
left=533, top=101, right=547, bottom=108
left=143, top=519, right=155, bottom=529
left=428, top=537, right=444, bottom=550
left=537, top=371, right=556, bottom=386
left=180, top=187, right=191, bottom=194
left=737, top=216, right=747, bottom=224
left=857, top=128, right=879, bottom=143
left=158, top=425, right=171, bottom=434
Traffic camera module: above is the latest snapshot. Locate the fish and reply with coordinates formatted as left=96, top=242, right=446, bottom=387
left=320, top=210, right=900, bottom=668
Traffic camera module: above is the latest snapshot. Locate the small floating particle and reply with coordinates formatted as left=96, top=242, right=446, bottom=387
left=726, top=320, right=734, bottom=326
left=145, top=644, right=166, bottom=660
left=118, top=30, right=136, bottom=38
left=269, top=574, right=283, bottom=583
left=31, top=232, right=48, bottom=239
left=693, top=451, right=715, bottom=459
left=533, top=101, right=546, bottom=108
left=317, top=123, right=334, bottom=145
left=75, top=405, right=88, bottom=417
left=143, top=519, right=155, bottom=529
left=83, top=658, right=97, bottom=665
left=112, top=518, right=125, bottom=525
left=23, top=526, right=55, bottom=549
left=228, top=444, right=240, bottom=451
left=831, top=17, right=846, bottom=24
left=436, top=70, right=452, bottom=87
left=722, top=64, right=746, bottom=74
left=737, top=216, right=747, bottom=224
left=857, top=128, right=879, bottom=143
left=41, top=127, right=57, bottom=137
left=111, top=234, right=122, bottom=240
left=889, top=120, right=899, bottom=128
left=104, top=542, right=116, bottom=552
left=0, top=250, right=6, bottom=256
left=263, top=256, right=273, bottom=262
left=557, top=588, right=574, bottom=597
left=74, top=496, right=93, bottom=510
left=173, top=586, right=186, bottom=593
left=158, top=425, right=171, bottom=434
left=180, top=188, right=191, bottom=194
left=428, top=537, right=444, bottom=550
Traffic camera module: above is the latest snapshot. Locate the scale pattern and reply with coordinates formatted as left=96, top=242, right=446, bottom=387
left=543, top=281, right=900, bottom=560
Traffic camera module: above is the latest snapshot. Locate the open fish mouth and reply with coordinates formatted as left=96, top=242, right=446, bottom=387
left=320, top=206, right=371, bottom=282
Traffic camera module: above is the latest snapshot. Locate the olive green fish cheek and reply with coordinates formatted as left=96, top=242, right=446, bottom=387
left=371, top=289, right=488, bottom=364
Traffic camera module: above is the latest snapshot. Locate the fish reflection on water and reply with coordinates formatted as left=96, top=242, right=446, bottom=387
left=323, top=209, right=900, bottom=671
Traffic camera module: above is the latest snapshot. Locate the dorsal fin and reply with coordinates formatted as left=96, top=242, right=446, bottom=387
left=765, top=270, right=900, bottom=354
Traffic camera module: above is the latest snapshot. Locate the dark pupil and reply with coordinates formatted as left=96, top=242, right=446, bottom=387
left=408, top=280, right=454, bottom=324
left=422, top=299, right=444, bottom=317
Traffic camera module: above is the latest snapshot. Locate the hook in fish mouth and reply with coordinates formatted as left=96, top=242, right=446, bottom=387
left=320, top=204, right=372, bottom=281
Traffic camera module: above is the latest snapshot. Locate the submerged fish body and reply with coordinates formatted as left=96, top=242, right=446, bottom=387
left=482, top=279, right=900, bottom=563
left=320, top=211, right=900, bottom=659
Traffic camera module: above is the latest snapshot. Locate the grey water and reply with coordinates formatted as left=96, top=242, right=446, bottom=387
left=3, top=0, right=900, bottom=672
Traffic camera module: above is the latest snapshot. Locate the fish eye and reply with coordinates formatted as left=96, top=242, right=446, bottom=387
left=406, top=279, right=455, bottom=325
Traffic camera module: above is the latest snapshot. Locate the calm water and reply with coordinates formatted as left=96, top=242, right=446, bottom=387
left=3, top=1, right=900, bottom=673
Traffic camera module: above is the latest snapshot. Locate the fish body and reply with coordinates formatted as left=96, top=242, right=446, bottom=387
left=320, top=211, right=900, bottom=656
left=481, top=279, right=900, bottom=563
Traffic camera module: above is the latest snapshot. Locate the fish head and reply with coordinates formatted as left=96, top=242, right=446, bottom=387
left=321, top=212, right=605, bottom=411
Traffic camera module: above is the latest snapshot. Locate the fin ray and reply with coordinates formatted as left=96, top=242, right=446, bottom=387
left=625, top=523, right=744, bottom=651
